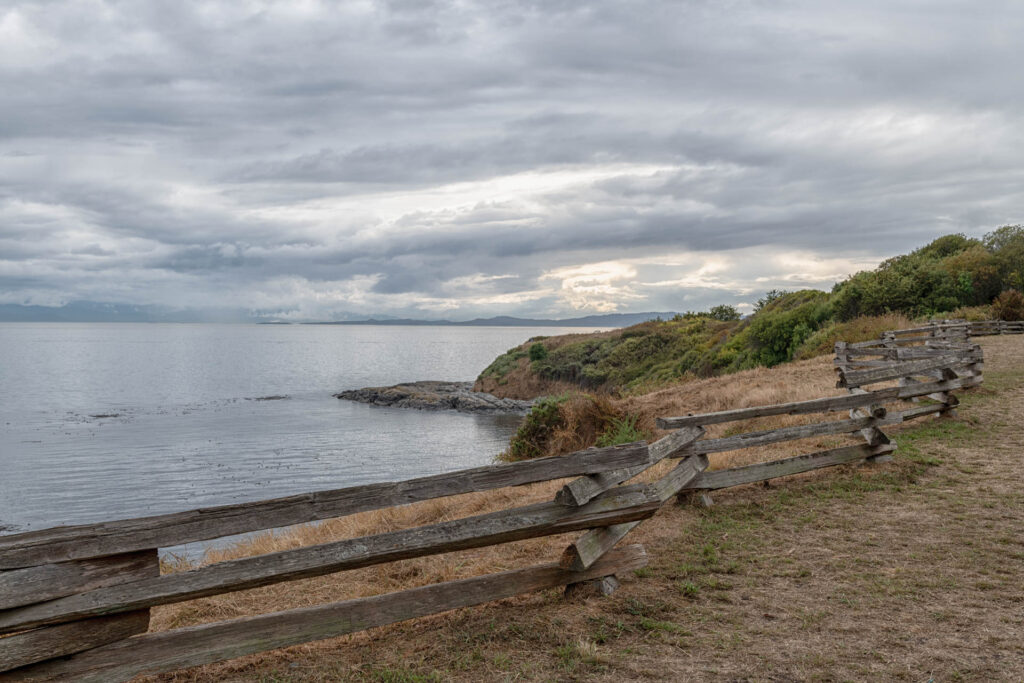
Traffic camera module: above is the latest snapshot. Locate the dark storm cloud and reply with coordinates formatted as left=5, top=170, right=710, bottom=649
left=1, top=0, right=1022, bottom=318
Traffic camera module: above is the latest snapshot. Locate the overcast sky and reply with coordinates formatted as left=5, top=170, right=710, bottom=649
left=1, top=1, right=1022, bottom=320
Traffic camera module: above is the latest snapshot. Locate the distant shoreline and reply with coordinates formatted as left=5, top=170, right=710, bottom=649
left=0, top=304, right=676, bottom=327
left=300, top=312, right=676, bottom=327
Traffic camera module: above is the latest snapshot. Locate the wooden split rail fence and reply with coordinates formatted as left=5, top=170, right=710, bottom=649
left=961, top=319, right=1023, bottom=336
left=0, top=322, right=1002, bottom=681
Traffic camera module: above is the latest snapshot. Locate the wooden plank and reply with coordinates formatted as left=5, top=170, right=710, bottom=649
left=659, top=377, right=968, bottom=431
left=837, top=351, right=981, bottom=369
left=0, top=485, right=663, bottom=634
left=677, top=414, right=897, bottom=457
left=648, top=454, right=710, bottom=502
left=835, top=359, right=905, bottom=369
left=847, top=339, right=891, bottom=349
left=0, top=551, right=157, bottom=611
left=885, top=323, right=969, bottom=336
left=897, top=404, right=946, bottom=422
left=2, top=546, right=649, bottom=683
left=555, top=427, right=704, bottom=507
left=560, top=454, right=708, bottom=572
left=896, top=379, right=961, bottom=406
left=880, top=334, right=965, bottom=345
left=685, top=443, right=896, bottom=490
left=560, top=523, right=638, bottom=571
left=658, top=391, right=886, bottom=429
left=0, top=442, right=651, bottom=570
left=894, top=347, right=977, bottom=360
left=839, top=347, right=896, bottom=358
left=0, top=611, right=150, bottom=673
left=847, top=394, right=891, bottom=449
left=837, top=356, right=964, bottom=388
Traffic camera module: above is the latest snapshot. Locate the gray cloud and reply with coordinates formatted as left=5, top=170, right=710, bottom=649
left=1, top=0, right=1022, bottom=319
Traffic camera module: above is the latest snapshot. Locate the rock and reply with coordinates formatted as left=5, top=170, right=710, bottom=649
left=334, top=381, right=535, bottom=415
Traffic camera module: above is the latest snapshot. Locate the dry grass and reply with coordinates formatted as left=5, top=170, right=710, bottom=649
left=793, top=312, right=915, bottom=359
left=152, top=482, right=576, bottom=630
left=545, top=392, right=624, bottom=455
left=142, top=336, right=1024, bottom=682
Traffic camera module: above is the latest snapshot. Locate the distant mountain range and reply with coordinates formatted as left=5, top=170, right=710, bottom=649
left=0, top=302, right=258, bottom=323
left=308, top=313, right=679, bottom=327
left=0, top=302, right=677, bottom=328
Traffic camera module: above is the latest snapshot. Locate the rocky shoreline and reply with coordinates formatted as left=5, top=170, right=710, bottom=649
left=334, top=381, right=535, bottom=415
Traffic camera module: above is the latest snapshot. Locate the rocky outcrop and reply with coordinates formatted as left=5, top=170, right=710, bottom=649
left=334, top=381, right=535, bottom=415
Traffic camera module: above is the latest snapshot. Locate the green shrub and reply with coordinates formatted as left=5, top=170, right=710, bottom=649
left=478, top=346, right=527, bottom=381
left=501, top=395, right=569, bottom=461
left=754, top=289, right=789, bottom=313
left=528, top=342, right=548, bottom=362
left=595, top=414, right=647, bottom=447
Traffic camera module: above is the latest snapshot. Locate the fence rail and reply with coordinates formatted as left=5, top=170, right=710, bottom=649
left=0, top=320, right=1012, bottom=681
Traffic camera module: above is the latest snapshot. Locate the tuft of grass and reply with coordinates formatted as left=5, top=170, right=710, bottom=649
left=595, top=413, right=648, bottom=447
left=677, top=581, right=700, bottom=598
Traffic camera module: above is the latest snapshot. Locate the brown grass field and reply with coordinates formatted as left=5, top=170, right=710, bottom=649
left=145, top=335, right=1024, bottom=682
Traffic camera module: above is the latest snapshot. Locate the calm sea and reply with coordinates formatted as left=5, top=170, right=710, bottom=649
left=0, top=323, right=602, bottom=551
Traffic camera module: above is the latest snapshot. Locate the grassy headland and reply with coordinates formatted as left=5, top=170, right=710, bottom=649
left=480, top=228, right=1024, bottom=461
left=478, top=227, right=1024, bottom=402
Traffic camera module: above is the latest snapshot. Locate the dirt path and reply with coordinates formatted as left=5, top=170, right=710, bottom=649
left=155, top=336, right=1024, bottom=683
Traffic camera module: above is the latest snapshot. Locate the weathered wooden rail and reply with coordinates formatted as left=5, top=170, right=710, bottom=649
left=961, top=319, right=1023, bottom=336
left=0, top=322, right=999, bottom=681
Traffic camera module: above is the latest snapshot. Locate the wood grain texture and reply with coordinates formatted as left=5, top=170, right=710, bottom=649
left=0, top=485, right=663, bottom=634
left=559, top=522, right=639, bottom=572
left=885, top=323, right=969, bottom=336
left=837, top=356, right=966, bottom=388
left=0, top=551, right=157, bottom=611
left=0, top=442, right=650, bottom=570
left=657, top=389, right=909, bottom=429
left=0, top=611, right=150, bottom=673
left=675, top=414, right=896, bottom=457
left=560, top=453, right=708, bottom=571
left=555, top=427, right=704, bottom=507
left=685, top=443, right=896, bottom=490
left=896, top=404, right=946, bottom=422
left=2, top=546, right=649, bottom=683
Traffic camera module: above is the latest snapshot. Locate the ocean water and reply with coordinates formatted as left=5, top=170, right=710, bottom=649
left=0, top=323, right=602, bottom=550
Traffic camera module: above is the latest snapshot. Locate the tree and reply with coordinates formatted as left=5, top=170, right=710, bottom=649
left=754, top=289, right=788, bottom=313
left=985, top=225, right=1024, bottom=291
left=992, top=289, right=1024, bottom=321
left=708, top=304, right=741, bottom=322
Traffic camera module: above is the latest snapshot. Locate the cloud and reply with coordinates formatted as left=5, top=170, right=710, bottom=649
left=1, top=1, right=1022, bottom=319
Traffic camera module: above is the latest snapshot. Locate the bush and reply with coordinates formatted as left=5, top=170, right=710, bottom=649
left=993, top=289, right=1024, bottom=321
left=501, top=395, right=569, bottom=461
left=754, top=289, right=788, bottom=313
left=528, top=342, right=548, bottom=362
left=708, top=304, right=741, bottom=322
left=500, top=392, right=630, bottom=460
left=477, top=346, right=527, bottom=381
left=595, top=414, right=647, bottom=447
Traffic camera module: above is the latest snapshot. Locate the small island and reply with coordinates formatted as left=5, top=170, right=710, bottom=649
left=334, top=380, right=534, bottom=414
